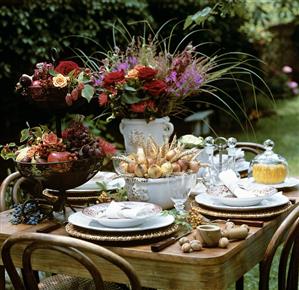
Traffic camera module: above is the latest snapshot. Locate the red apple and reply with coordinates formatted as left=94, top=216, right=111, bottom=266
left=47, top=151, right=71, bottom=163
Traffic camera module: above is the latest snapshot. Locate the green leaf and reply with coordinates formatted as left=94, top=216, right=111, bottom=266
left=123, top=84, right=137, bottom=92
left=82, top=84, right=95, bottom=102
left=48, top=69, right=57, bottom=77
left=192, top=7, right=212, bottom=25
left=96, top=181, right=107, bottom=191
left=20, top=128, right=30, bottom=142
left=184, top=15, right=193, bottom=30
left=32, top=126, right=43, bottom=138
left=77, top=71, right=85, bottom=82
left=121, top=93, right=141, bottom=104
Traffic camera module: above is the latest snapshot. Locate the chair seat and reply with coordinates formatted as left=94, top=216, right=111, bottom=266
left=38, top=274, right=129, bottom=290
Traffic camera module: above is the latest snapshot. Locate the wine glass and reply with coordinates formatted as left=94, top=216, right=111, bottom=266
left=169, top=173, right=196, bottom=215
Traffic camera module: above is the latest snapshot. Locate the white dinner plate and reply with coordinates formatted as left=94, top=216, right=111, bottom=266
left=82, top=202, right=162, bottom=228
left=238, top=177, right=299, bottom=189
left=195, top=192, right=289, bottom=212
left=67, top=171, right=125, bottom=192
left=68, top=211, right=175, bottom=232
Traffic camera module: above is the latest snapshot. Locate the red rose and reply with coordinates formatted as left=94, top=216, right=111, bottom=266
left=136, top=66, right=158, bottom=80
left=143, top=80, right=167, bottom=96
left=130, top=100, right=156, bottom=113
left=103, top=71, right=125, bottom=86
left=55, top=61, right=79, bottom=75
left=98, top=93, right=108, bottom=106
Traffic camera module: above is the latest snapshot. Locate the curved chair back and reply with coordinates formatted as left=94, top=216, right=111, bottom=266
left=259, top=204, right=299, bottom=290
left=236, top=142, right=265, bottom=156
left=2, top=232, right=142, bottom=290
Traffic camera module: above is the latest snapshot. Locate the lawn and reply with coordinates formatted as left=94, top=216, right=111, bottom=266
left=227, top=95, right=299, bottom=290
left=234, top=95, right=299, bottom=175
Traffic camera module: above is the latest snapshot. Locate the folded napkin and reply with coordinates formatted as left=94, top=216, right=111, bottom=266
left=97, top=201, right=155, bottom=219
left=218, top=170, right=257, bottom=198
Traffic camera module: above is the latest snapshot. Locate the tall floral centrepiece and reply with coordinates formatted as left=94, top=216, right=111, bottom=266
left=97, top=40, right=215, bottom=120
left=91, top=27, right=268, bottom=152
left=95, top=37, right=233, bottom=152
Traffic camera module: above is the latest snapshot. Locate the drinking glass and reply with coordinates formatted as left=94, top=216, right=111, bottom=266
left=169, top=174, right=196, bottom=215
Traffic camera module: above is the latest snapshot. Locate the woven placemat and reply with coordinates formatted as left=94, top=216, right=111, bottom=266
left=65, top=223, right=178, bottom=242
left=192, top=201, right=293, bottom=219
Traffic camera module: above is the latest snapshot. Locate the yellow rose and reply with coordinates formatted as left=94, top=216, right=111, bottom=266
left=52, top=74, right=69, bottom=88
left=126, top=69, right=139, bottom=79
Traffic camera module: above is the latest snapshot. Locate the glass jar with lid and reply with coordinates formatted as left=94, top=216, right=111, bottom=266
left=250, top=139, right=288, bottom=184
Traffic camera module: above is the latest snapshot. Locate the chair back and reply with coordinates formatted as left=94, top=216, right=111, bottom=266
left=259, top=203, right=299, bottom=290
left=1, top=232, right=142, bottom=290
left=236, top=142, right=265, bottom=156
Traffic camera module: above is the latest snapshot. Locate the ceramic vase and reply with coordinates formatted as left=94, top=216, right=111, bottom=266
left=119, top=117, right=174, bottom=153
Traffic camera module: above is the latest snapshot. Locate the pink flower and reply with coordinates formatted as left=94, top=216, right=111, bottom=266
left=282, top=66, right=293, bottom=73
left=98, top=93, right=108, bottom=106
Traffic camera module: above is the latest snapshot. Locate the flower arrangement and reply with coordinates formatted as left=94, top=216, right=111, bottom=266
left=16, top=60, right=96, bottom=107
left=94, top=31, right=261, bottom=121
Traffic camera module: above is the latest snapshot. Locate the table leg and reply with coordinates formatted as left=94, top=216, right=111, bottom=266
left=235, top=276, right=244, bottom=290
left=0, top=265, right=5, bottom=290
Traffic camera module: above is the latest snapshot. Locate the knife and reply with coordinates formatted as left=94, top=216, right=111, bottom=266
left=36, top=222, right=67, bottom=233
left=151, top=231, right=192, bottom=252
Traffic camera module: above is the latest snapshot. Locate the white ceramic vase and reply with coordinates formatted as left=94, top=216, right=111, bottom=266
left=119, top=117, right=174, bottom=153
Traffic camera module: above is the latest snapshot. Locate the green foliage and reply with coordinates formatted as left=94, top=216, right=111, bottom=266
left=0, top=0, right=150, bottom=80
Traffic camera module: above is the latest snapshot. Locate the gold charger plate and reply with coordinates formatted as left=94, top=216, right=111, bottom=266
left=65, top=223, right=178, bottom=242
left=191, top=201, right=293, bottom=219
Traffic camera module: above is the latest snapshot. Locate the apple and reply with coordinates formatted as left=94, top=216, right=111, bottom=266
left=47, top=151, right=71, bottom=163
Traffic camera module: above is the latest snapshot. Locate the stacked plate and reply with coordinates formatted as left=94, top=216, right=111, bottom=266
left=193, top=180, right=293, bottom=219
left=66, top=201, right=177, bottom=242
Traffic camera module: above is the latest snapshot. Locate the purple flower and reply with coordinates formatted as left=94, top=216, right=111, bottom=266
left=128, top=56, right=138, bottom=67
left=165, top=71, right=177, bottom=82
left=282, top=66, right=293, bottom=73
left=116, top=63, right=129, bottom=71
left=287, top=81, right=298, bottom=89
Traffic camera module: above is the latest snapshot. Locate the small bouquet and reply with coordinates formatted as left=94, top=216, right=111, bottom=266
left=16, top=60, right=97, bottom=108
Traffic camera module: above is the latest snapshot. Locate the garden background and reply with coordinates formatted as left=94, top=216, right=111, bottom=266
left=1, top=0, right=299, bottom=175
left=1, top=1, right=299, bottom=290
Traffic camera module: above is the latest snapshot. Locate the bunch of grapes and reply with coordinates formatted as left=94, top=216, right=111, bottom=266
left=63, top=121, right=103, bottom=159
left=10, top=201, right=45, bottom=225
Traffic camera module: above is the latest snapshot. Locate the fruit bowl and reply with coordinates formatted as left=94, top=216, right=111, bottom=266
left=15, top=157, right=101, bottom=191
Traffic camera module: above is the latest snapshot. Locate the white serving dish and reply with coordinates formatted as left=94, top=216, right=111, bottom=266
left=195, top=192, right=289, bottom=211
left=68, top=211, right=174, bottom=232
left=82, top=202, right=162, bottom=228
left=124, top=173, right=197, bottom=209
left=208, top=191, right=277, bottom=207
left=239, top=177, right=299, bottom=189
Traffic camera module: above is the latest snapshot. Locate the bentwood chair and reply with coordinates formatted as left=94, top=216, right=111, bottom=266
left=1, top=232, right=142, bottom=290
left=259, top=203, right=299, bottom=290
left=234, top=142, right=265, bottom=290
left=235, top=141, right=265, bottom=156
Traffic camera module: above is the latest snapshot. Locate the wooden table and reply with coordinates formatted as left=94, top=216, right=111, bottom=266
left=0, top=187, right=298, bottom=290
